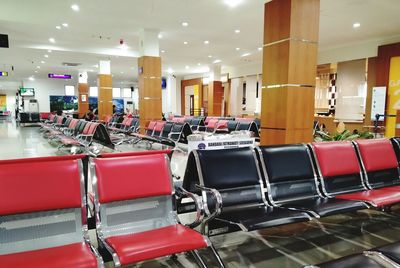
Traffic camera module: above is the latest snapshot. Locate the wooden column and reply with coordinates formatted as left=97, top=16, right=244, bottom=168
left=77, top=83, right=89, bottom=118
left=208, top=81, right=223, bottom=116
left=97, top=74, right=113, bottom=121
left=260, top=0, right=319, bottom=145
left=138, top=56, right=162, bottom=133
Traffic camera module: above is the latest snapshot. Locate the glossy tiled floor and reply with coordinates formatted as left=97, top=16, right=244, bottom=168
left=2, top=117, right=400, bottom=268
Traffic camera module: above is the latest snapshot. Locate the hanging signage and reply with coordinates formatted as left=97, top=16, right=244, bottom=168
left=0, top=71, right=8, bottom=77
left=48, top=73, right=72, bottom=79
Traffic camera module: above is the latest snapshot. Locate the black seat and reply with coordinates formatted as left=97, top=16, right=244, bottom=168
left=375, top=241, right=400, bottom=264
left=182, top=147, right=310, bottom=235
left=257, top=144, right=367, bottom=218
left=227, top=121, right=238, bottom=132
left=308, top=253, right=387, bottom=268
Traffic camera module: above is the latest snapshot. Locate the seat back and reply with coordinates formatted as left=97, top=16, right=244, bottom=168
left=69, top=119, right=79, bottom=129
left=185, top=147, right=264, bottom=209
left=391, top=137, right=400, bottom=165
left=63, top=117, right=72, bottom=127
left=161, top=122, right=174, bottom=138
left=145, top=120, right=157, bottom=136
left=75, top=120, right=87, bottom=135
left=216, top=120, right=228, bottom=130
left=227, top=121, right=238, bottom=132
left=93, top=124, right=115, bottom=149
left=354, top=139, right=400, bottom=189
left=56, top=116, right=65, bottom=125
left=0, top=155, right=87, bottom=255
left=206, top=119, right=219, bottom=131
left=257, top=144, right=319, bottom=205
left=92, top=154, right=176, bottom=238
left=152, top=121, right=166, bottom=137
left=311, top=141, right=365, bottom=196
left=172, top=117, right=186, bottom=123
left=131, top=117, right=140, bottom=132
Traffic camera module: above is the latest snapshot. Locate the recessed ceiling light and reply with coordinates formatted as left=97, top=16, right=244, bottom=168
left=204, top=40, right=210, bottom=44
left=167, top=67, right=174, bottom=74
left=158, top=33, right=163, bottom=39
left=120, top=71, right=124, bottom=74
left=36, top=66, right=40, bottom=69
left=235, top=29, right=240, bottom=34
left=41, top=61, right=45, bottom=64
left=185, top=65, right=190, bottom=69
left=183, top=41, right=188, bottom=45
left=161, top=50, right=165, bottom=53
left=197, top=63, right=201, bottom=66
left=213, top=59, right=222, bottom=64
left=34, top=70, right=38, bottom=73
left=208, top=55, right=212, bottom=58
left=182, top=22, right=189, bottom=27
left=49, top=38, right=55, bottom=43
left=353, top=22, right=361, bottom=28
left=62, top=23, right=68, bottom=27
left=258, top=47, right=262, bottom=51
left=224, top=0, right=242, bottom=8
left=44, top=54, right=49, bottom=58
left=56, top=26, right=61, bottom=30
left=29, top=76, right=35, bottom=81
left=71, top=4, right=79, bottom=11
left=236, top=47, right=240, bottom=51
left=48, top=49, right=52, bottom=53
left=241, top=52, right=251, bottom=57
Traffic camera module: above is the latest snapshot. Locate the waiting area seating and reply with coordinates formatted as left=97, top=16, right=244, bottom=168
left=0, top=155, right=103, bottom=268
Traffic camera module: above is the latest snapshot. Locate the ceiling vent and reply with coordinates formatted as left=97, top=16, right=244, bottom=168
left=62, top=62, right=82, bottom=67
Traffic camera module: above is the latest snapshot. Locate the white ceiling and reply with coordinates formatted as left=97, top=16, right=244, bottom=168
left=0, top=0, right=400, bottom=86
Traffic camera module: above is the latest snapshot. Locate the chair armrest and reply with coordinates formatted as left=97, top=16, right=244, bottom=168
left=195, top=184, right=223, bottom=223
left=176, top=187, right=205, bottom=228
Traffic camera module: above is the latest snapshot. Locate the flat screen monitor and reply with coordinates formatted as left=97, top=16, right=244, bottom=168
left=20, top=88, right=35, bottom=96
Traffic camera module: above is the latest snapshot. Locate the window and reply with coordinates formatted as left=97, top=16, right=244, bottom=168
left=89, top=87, right=98, bottom=97
left=112, top=87, right=121, bottom=98
left=65, top=85, right=75, bottom=96
left=123, top=87, right=132, bottom=98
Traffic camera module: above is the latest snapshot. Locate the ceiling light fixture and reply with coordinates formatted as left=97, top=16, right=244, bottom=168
left=185, top=65, right=189, bottom=69
left=29, top=76, right=35, bottom=81
left=204, top=40, right=210, bottom=44
left=48, top=49, right=52, bottom=53
left=182, top=22, right=189, bottom=27
left=183, top=41, right=188, bottom=45
left=213, top=59, right=221, bottom=64
left=235, top=29, right=240, bottom=33
left=258, top=47, right=262, bottom=51
left=353, top=22, right=361, bottom=28
left=41, top=61, right=45, bottom=64
left=44, top=54, right=49, bottom=58
left=56, top=26, right=61, bottom=30
left=71, top=4, right=79, bottom=11
left=241, top=52, right=250, bottom=57
left=224, top=0, right=242, bottom=8
left=236, top=47, right=240, bottom=51
left=158, top=33, right=163, bottom=39
left=167, top=68, right=174, bottom=74
left=161, top=50, right=165, bottom=53
left=208, top=55, right=212, bottom=58
left=36, top=66, right=41, bottom=69
left=62, top=23, right=69, bottom=27
left=49, top=38, right=55, bottom=43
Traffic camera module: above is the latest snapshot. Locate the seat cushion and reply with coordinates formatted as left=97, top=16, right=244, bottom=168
left=377, top=241, right=400, bottom=263
left=61, top=137, right=80, bottom=145
left=336, top=189, right=400, bottom=207
left=105, top=224, right=208, bottom=265
left=216, top=206, right=310, bottom=231
left=0, top=242, right=98, bottom=268
left=314, top=253, right=385, bottom=268
left=284, top=197, right=368, bottom=217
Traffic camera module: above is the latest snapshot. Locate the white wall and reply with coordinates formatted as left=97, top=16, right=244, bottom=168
left=230, top=78, right=243, bottom=116
left=245, top=75, right=258, bottom=114
left=22, top=78, right=73, bottom=112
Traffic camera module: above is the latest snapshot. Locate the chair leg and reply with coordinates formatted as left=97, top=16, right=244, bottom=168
left=209, top=245, right=226, bottom=268
left=191, top=250, right=207, bottom=268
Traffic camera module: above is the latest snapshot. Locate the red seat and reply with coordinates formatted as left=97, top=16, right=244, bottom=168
left=0, top=243, right=97, bottom=268
left=337, top=188, right=400, bottom=207
left=106, top=225, right=207, bottom=265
